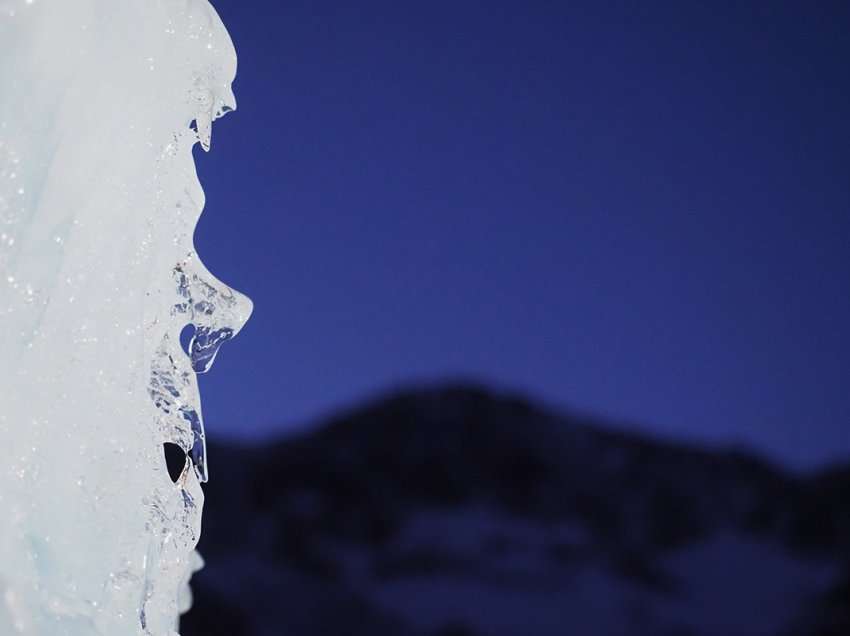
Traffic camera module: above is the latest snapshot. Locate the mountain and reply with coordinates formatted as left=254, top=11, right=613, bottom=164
left=181, top=383, right=850, bottom=636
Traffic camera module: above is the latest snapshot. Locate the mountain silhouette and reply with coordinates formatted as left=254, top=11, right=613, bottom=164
left=182, top=383, right=850, bottom=636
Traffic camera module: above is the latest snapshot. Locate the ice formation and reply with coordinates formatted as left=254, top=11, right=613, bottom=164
left=0, top=1, right=251, bottom=633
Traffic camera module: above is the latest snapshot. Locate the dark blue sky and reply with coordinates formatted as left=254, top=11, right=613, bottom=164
left=196, top=0, right=850, bottom=469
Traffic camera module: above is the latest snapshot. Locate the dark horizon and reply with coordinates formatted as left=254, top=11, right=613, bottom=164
left=195, top=1, right=850, bottom=471
left=202, top=378, right=838, bottom=477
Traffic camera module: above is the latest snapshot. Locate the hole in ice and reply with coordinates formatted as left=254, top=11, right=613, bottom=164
left=188, top=326, right=234, bottom=374
left=179, top=323, right=196, bottom=357
left=163, top=442, right=187, bottom=483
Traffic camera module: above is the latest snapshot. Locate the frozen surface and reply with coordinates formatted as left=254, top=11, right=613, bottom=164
left=0, top=1, right=251, bottom=634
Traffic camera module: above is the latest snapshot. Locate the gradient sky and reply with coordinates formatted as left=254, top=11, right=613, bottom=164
left=194, top=0, right=850, bottom=470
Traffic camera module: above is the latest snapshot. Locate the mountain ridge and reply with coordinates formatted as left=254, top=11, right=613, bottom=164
left=184, top=382, right=850, bottom=636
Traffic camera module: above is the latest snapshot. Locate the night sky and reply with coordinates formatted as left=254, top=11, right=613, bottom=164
left=194, top=0, right=850, bottom=470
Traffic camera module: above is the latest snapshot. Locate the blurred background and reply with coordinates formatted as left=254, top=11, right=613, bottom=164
left=181, top=1, right=850, bottom=634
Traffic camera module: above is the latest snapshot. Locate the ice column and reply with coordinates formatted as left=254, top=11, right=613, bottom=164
left=0, top=1, right=252, bottom=634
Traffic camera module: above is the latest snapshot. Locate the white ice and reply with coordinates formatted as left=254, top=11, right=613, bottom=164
left=0, top=1, right=251, bottom=634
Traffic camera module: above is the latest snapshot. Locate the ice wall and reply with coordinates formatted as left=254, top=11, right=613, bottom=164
left=0, top=1, right=252, bottom=633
